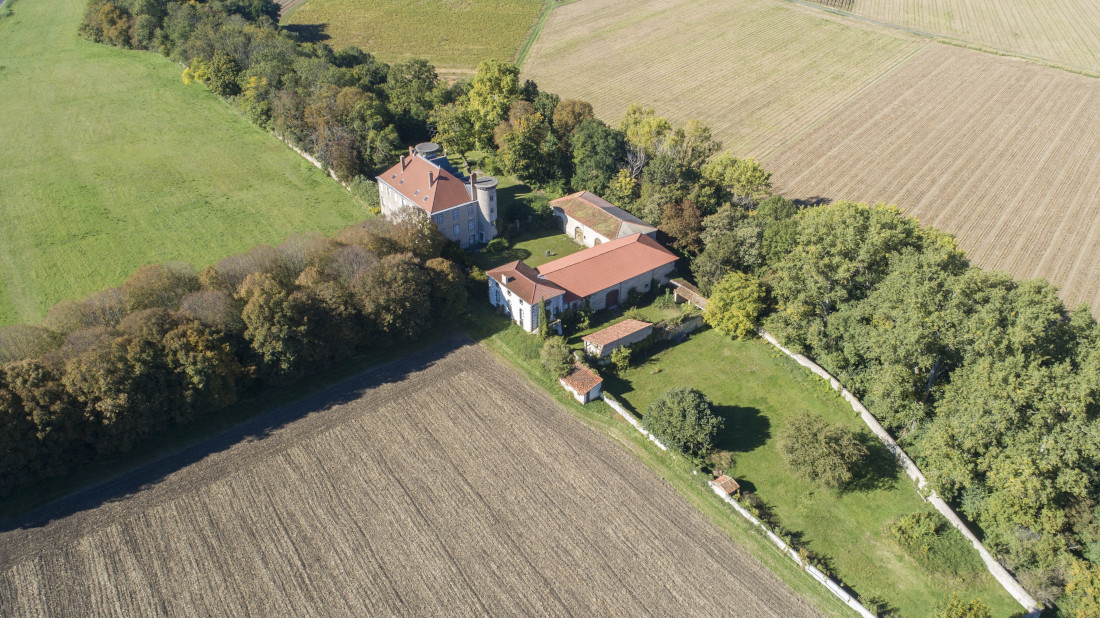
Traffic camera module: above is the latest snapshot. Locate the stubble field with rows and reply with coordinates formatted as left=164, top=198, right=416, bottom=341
left=806, top=0, right=1100, bottom=72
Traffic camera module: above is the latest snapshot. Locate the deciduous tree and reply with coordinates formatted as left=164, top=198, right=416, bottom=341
left=643, top=386, right=723, bottom=462
left=704, top=271, right=765, bottom=339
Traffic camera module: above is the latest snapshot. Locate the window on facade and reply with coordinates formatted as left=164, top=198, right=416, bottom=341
left=468, top=220, right=475, bottom=231
left=453, top=224, right=460, bottom=235
left=434, top=215, right=443, bottom=224
left=452, top=210, right=459, bottom=220
left=469, top=234, right=476, bottom=244
left=468, top=204, right=475, bottom=216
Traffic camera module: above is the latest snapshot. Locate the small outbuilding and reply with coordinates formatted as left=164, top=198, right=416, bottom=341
left=582, top=319, right=653, bottom=359
left=669, top=278, right=708, bottom=310
left=560, top=362, right=603, bottom=404
left=710, top=475, right=741, bottom=497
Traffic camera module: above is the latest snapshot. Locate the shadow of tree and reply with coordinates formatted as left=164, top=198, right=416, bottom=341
left=713, top=404, right=770, bottom=454
left=284, top=23, right=330, bottom=43
left=792, top=195, right=831, bottom=207
left=844, top=432, right=901, bottom=493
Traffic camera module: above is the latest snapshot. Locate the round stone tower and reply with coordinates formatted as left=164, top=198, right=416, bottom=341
left=414, top=142, right=441, bottom=158
left=469, top=172, right=499, bottom=243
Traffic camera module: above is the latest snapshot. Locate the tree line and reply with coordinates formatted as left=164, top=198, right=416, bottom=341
left=0, top=218, right=466, bottom=496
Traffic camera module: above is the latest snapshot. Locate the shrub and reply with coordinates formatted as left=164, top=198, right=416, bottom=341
left=540, top=336, right=572, bottom=378
left=933, top=593, right=991, bottom=618
left=485, top=237, right=509, bottom=253
left=643, top=387, right=722, bottom=462
left=609, top=346, right=632, bottom=373
left=777, top=413, right=868, bottom=490
left=887, top=511, right=981, bottom=577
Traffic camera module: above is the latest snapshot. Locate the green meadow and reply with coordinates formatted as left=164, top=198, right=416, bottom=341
left=0, top=0, right=365, bottom=325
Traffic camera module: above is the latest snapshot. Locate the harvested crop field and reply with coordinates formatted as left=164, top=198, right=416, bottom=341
left=0, top=340, right=820, bottom=616
left=767, top=43, right=1100, bottom=310
left=522, top=0, right=927, bottom=156
left=526, top=0, right=1100, bottom=311
left=803, top=0, right=1100, bottom=72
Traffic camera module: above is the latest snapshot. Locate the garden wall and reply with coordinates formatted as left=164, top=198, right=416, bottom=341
left=757, top=329, right=1041, bottom=612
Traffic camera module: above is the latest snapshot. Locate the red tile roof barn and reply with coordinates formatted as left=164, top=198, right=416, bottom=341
left=486, top=260, right=567, bottom=305
left=582, top=319, right=652, bottom=347
left=551, top=191, right=656, bottom=239
left=561, top=362, right=603, bottom=396
left=378, top=155, right=473, bottom=214
left=537, top=234, right=677, bottom=300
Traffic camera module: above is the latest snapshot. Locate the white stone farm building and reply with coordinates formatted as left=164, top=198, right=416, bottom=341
left=487, top=234, right=678, bottom=333
left=377, top=143, right=498, bottom=248
left=551, top=191, right=657, bottom=248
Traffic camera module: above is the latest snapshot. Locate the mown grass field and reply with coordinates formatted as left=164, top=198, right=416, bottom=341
left=599, top=326, right=1020, bottom=616
left=805, top=0, right=1100, bottom=72
left=525, top=0, right=1100, bottom=313
left=282, top=0, right=545, bottom=76
left=0, top=341, right=829, bottom=616
left=0, top=0, right=364, bottom=326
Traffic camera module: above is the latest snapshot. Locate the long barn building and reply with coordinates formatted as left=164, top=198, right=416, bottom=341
left=486, top=234, right=678, bottom=333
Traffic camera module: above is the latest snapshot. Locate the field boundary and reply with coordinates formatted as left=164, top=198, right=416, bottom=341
left=708, top=484, right=876, bottom=617
left=757, top=328, right=1041, bottom=612
left=781, top=0, right=1100, bottom=78
left=600, top=393, right=667, bottom=450
left=515, top=0, right=581, bottom=69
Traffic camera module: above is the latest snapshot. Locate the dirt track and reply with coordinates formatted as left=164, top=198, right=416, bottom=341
left=0, top=339, right=820, bottom=616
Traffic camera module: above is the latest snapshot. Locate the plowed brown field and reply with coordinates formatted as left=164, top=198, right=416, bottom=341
left=525, top=0, right=1100, bottom=311
left=0, top=341, right=821, bottom=616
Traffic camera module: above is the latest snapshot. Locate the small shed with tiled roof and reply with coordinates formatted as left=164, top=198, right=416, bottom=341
left=710, top=475, right=741, bottom=497
left=582, top=319, right=653, bottom=359
left=560, top=362, right=603, bottom=404
left=551, top=191, right=657, bottom=248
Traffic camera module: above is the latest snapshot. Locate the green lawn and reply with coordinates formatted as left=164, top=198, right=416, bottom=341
left=282, top=0, right=545, bottom=76
left=0, top=0, right=365, bottom=325
left=472, top=231, right=583, bottom=271
left=603, top=326, right=1020, bottom=616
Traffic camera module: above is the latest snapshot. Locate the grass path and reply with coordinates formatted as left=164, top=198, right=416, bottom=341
left=0, top=0, right=363, bottom=325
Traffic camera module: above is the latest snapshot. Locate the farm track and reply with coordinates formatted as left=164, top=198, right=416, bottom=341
left=0, top=339, right=820, bottom=616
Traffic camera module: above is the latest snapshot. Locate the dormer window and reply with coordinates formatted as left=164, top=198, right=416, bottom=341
left=414, top=190, right=420, bottom=195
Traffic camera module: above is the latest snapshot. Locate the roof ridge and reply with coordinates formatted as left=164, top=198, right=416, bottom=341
left=537, top=233, right=645, bottom=274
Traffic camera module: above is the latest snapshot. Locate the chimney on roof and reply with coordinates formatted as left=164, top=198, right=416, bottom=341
left=401, top=154, right=408, bottom=170
left=429, top=171, right=435, bottom=186
left=470, top=171, right=478, bottom=200
left=409, top=146, right=415, bottom=157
